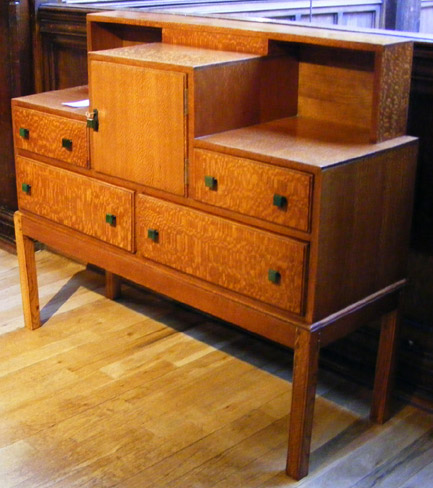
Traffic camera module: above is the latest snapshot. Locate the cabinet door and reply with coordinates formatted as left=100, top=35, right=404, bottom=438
left=90, top=60, right=186, bottom=195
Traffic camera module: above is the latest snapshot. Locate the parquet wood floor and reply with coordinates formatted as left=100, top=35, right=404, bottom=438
left=0, top=248, right=432, bottom=488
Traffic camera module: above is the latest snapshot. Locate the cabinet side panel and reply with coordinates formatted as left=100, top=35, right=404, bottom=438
left=194, top=56, right=298, bottom=137
left=90, top=60, right=186, bottom=195
left=313, top=143, right=418, bottom=320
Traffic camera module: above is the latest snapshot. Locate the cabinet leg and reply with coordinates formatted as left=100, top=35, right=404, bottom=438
left=105, top=271, right=121, bottom=300
left=370, top=308, right=400, bottom=424
left=14, top=212, right=41, bottom=330
left=286, top=329, right=320, bottom=480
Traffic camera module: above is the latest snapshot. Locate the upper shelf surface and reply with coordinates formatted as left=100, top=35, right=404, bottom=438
left=87, top=10, right=413, bottom=51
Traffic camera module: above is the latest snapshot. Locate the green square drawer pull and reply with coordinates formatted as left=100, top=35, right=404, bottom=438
left=19, top=128, right=29, bottom=139
left=204, top=175, right=217, bottom=190
left=105, top=214, right=116, bottom=227
left=148, top=229, right=159, bottom=242
left=22, top=183, right=31, bottom=195
left=268, top=269, right=281, bottom=284
left=273, top=194, right=287, bottom=209
left=62, top=138, right=73, bottom=150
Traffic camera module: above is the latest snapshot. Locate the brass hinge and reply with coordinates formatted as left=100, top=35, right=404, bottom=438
left=184, top=88, right=188, bottom=116
left=86, top=109, right=99, bottom=131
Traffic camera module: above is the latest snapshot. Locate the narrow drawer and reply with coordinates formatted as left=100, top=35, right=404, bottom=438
left=16, top=157, right=133, bottom=251
left=13, top=106, right=88, bottom=168
left=190, top=149, right=313, bottom=232
left=136, top=195, right=308, bottom=315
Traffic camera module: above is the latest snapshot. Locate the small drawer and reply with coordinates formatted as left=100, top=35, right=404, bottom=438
left=13, top=106, right=88, bottom=168
left=136, top=195, right=308, bottom=315
left=16, top=157, right=134, bottom=251
left=190, top=149, right=313, bottom=232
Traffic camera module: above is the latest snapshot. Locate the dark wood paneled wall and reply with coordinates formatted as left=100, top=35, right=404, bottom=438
left=1, top=2, right=433, bottom=404
left=0, top=0, right=35, bottom=249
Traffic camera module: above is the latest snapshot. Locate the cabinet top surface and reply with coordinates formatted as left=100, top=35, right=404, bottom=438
left=87, top=11, right=412, bottom=51
left=12, top=86, right=89, bottom=120
left=89, top=43, right=261, bottom=68
left=196, top=117, right=417, bottom=168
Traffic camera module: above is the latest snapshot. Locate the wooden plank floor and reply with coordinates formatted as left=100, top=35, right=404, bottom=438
left=1, top=248, right=432, bottom=488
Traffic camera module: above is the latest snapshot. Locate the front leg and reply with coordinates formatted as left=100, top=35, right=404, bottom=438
left=286, top=328, right=320, bottom=480
left=14, top=212, right=41, bottom=330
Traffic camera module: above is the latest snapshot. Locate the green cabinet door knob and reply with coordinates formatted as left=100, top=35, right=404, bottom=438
left=273, top=194, right=287, bottom=208
left=19, top=128, right=29, bottom=139
left=148, top=229, right=159, bottom=242
left=22, top=183, right=31, bottom=195
left=204, top=175, right=217, bottom=190
left=105, top=214, right=116, bottom=226
left=268, top=269, right=281, bottom=284
left=62, top=138, right=73, bottom=150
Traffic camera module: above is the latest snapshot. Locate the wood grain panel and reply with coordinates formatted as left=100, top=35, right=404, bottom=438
left=190, top=149, right=313, bottom=232
left=313, top=142, right=418, bottom=320
left=13, top=106, right=88, bottom=168
left=374, top=43, right=413, bottom=142
left=90, top=59, right=186, bottom=196
left=298, top=61, right=374, bottom=130
left=136, top=195, right=308, bottom=315
left=89, top=43, right=260, bottom=69
left=194, top=55, right=298, bottom=137
left=16, top=157, right=134, bottom=251
left=162, top=27, right=268, bottom=54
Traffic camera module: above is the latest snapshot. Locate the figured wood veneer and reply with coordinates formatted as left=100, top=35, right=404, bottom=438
left=162, top=27, right=269, bottom=54
left=16, top=157, right=134, bottom=251
left=136, top=195, right=308, bottom=315
left=13, top=106, right=88, bottom=168
left=90, top=59, right=186, bottom=195
left=191, top=149, right=312, bottom=232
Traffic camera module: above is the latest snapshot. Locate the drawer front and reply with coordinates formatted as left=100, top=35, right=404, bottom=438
left=13, top=106, right=88, bottom=168
left=16, top=157, right=133, bottom=251
left=136, top=195, right=308, bottom=314
left=191, top=149, right=313, bottom=232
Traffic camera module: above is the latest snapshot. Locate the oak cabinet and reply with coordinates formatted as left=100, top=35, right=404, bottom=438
left=12, top=12, right=418, bottom=481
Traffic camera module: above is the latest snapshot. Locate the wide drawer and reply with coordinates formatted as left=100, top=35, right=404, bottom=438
left=16, top=157, right=134, bottom=251
left=13, top=106, right=88, bottom=168
left=136, top=195, right=308, bottom=315
left=190, top=149, right=313, bottom=232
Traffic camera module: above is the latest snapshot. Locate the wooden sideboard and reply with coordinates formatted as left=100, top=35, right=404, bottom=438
left=12, top=12, right=417, bottom=479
